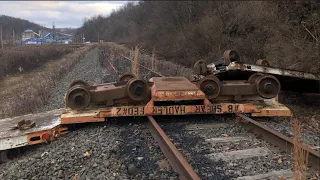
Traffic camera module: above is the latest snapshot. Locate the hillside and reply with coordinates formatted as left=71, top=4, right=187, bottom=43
left=0, top=15, right=47, bottom=41
left=76, top=1, right=320, bottom=73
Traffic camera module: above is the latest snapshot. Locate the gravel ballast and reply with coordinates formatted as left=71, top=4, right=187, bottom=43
left=158, top=115, right=292, bottom=179
left=0, top=47, right=176, bottom=180
left=39, top=48, right=106, bottom=112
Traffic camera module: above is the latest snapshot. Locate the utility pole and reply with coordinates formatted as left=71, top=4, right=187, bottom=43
left=12, top=29, right=15, bottom=46
left=52, top=22, right=55, bottom=41
left=0, top=25, right=3, bottom=49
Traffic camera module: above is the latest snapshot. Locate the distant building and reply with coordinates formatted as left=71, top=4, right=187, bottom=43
left=22, top=29, right=73, bottom=44
left=22, top=29, right=39, bottom=41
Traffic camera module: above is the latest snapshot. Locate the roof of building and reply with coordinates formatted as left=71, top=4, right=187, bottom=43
left=24, top=29, right=35, bottom=33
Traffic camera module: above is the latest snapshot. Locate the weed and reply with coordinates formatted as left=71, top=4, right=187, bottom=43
left=292, top=119, right=309, bottom=180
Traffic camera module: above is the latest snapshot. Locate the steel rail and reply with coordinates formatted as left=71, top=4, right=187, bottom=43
left=105, top=57, right=119, bottom=75
left=236, top=113, right=320, bottom=171
left=147, top=116, right=200, bottom=180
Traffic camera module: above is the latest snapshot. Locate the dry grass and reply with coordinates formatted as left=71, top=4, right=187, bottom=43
left=100, top=42, right=194, bottom=79
left=131, top=46, right=140, bottom=77
left=0, top=44, right=79, bottom=78
left=291, top=119, right=309, bottom=180
left=0, top=45, right=95, bottom=118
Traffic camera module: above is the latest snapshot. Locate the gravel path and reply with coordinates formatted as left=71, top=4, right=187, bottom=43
left=39, top=48, right=106, bottom=112
left=0, top=47, right=176, bottom=180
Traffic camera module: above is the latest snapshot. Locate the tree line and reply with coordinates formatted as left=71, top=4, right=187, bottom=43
left=76, top=1, right=319, bottom=73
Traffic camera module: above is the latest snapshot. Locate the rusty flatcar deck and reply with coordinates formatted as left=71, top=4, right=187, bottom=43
left=60, top=99, right=291, bottom=124
left=0, top=109, right=67, bottom=151
left=0, top=76, right=293, bottom=152
left=60, top=76, right=291, bottom=124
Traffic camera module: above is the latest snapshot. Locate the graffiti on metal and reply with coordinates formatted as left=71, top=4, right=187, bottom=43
left=195, top=104, right=239, bottom=113
left=116, top=106, right=146, bottom=116
left=114, top=104, right=241, bottom=116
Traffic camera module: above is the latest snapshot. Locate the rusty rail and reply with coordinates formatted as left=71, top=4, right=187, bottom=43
left=147, top=116, right=200, bottom=180
left=236, top=113, right=320, bottom=171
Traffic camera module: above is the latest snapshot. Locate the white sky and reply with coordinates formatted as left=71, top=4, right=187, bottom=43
left=0, top=1, right=128, bottom=28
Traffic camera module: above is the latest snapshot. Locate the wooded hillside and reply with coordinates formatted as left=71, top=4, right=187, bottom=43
left=76, top=1, right=320, bottom=73
left=0, top=15, right=47, bottom=40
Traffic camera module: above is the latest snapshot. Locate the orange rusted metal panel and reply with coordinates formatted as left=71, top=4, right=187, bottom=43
left=61, top=100, right=291, bottom=123
left=251, top=102, right=292, bottom=117
left=60, top=111, right=104, bottom=124
left=27, top=126, right=66, bottom=145
left=151, top=77, right=206, bottom=101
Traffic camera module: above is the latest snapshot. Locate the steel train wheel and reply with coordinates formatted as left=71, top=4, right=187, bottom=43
left=66, top=85, right=91, bottom=110
left=223, top=50, right=240, bottom=65
left=255, top=75, right=281, bottom=99
left=193, top=60, right=208, bottom=75
left=69, top=80, right=90, bottom=89
left=248, top=73, right=264, bottom=83
left=199, top=76, right=221, bottom=100
left=126, top=79, right=149, bottom=101
left=119, top=73, right=136, bottom=83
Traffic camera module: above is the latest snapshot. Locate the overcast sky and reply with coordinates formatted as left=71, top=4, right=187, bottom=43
left=0, top=1, right=128, bottom=28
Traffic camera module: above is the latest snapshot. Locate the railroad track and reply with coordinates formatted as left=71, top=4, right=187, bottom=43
left=147, top=115, right=320, bottom=180
left=103, top=52, right=320, bottom=179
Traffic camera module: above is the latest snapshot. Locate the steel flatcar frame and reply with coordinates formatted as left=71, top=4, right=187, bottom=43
left=0, top=76, right=292, bottom=153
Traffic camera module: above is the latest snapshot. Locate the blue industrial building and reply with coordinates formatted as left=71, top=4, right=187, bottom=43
left=22, top=29, right=73, bottom=44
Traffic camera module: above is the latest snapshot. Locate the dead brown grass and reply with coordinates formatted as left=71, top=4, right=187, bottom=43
left=131, top=46, right=140, bottom=77
left=0, top=44, right=79, bottom=78
left=0, top=45, right=94, bottom=118
left=292, top=119, right=309, bottom=180
left=100, top=42, right=194, bottom=79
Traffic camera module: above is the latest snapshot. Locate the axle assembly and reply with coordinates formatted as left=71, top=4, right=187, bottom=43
left=65, top=73, right=151, bottom=110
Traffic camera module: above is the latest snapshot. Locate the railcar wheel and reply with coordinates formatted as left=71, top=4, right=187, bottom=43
left=248, top=73, right=264, bottom=83
left=69, top=80, right=90, bottom=89
left=119, top=73, right=136, bottom=83
left=126, top=79, right=149, bottom=101
left=256, top=75, right=281, bottom=99
left=66, top=85, right=91, bottom=110
left=199, top=76, right=221, bottom=100
left=193, top=60, right=208, bottom=75
left=223, top=50, right=240, bottom=65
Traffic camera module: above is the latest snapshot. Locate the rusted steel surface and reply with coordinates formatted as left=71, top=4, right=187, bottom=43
left=150, top=77, right=206, bottom=101
left=0, top=109, right=67, bottom=151
left=237, top=114, right=320, bottom=171
left=194, top=49, right=320, bottom=94
left=61, top=100, right=292, bottom=124
left=65, top=77, right=151, bottom=110
left=60, top=110, right=104, bottom=124
left=147, top=116, right=200, bottom=180
left=219, top=63, right=319, bottom=93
